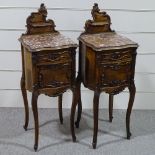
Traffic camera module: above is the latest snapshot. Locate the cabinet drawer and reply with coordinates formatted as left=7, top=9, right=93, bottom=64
left=97, top=50, right=132, bottom=64
left=37, top=62, right=72, bottom=88
left=33, top=50, right=71, bottom=65
left=99, top=63, right=132, bottom=87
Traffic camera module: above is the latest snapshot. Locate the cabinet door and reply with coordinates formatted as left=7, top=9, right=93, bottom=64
left=32, top=50, right=75, bottom=89
left=97, top=50, right=133, bottom=87
left=99, top=63, right=132, bottom=87
left=37, top=62, right=72, bottom=89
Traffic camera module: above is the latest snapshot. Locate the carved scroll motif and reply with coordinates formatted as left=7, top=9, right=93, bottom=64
left=26, top=3, right=57, bottom=34
left=32, top=51, right=72, bottom=65
left=103, top=86, right=127, bottom=95
left=84, top=3, right=113, bottom=34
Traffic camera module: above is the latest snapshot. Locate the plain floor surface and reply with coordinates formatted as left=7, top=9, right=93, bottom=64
left=0, top=108, right=155, bottom=155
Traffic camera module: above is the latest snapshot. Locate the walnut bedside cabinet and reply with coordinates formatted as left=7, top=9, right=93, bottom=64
left=19, top=4, right=78, bottom=151
left=70, top=3, right=138, bottom=149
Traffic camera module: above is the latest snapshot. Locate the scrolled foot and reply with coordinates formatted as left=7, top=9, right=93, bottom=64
left=23, top=125, right=28, bottom=131
left=60, top=119, right=63, bottom=125
left=72, top=136, right=76, bottom=142
left=75, top=121, right=79, bottom=128
left=127, top=132, right=132, bottom=140
left=92, top=142, right=96, bottom=149
left=34, top=144, right=38, bottom=152
left=109, top=116, right=113, bottom=123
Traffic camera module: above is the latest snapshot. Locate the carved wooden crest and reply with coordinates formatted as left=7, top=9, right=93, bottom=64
left=84, top=3, right=113, bottom=34
left=26, top=3, right=57, bottom=34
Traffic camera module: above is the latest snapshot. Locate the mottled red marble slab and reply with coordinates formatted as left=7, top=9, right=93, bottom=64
left=19, top=32, right=78, bottom=52
left=79, top=32, right=138, bottom=51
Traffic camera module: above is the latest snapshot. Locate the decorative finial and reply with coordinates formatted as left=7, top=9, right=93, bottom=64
left=38, top=3, right=47, bottom=17
left=91, top=3, right=100, bottom=16
left=25, top=3, right=57, bottom=34
left=84, top=3, right=113, bottom=33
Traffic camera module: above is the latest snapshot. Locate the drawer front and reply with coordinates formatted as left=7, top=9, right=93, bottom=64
left=99, top=63, right=132, bottom=87
left=33, top=50, right=72, bottom=65
left=37, top=62, right=72, bottom=88
left=97, top=50, right=132, bottom=65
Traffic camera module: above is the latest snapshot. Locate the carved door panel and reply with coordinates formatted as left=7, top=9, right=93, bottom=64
left=37, top=63, right=71, bottom=88
left=99, top=63, right=132, bottom=87
left=96, top=50, right=133, bottom=88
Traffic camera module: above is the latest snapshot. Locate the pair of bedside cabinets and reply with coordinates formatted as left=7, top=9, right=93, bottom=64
left=19, top=3, right=138, bottom=151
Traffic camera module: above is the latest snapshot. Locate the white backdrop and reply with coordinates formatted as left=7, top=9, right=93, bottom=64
left=0, top=0, right=155, bottom=109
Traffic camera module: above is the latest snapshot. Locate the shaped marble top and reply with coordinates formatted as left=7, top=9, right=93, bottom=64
left=79, top=32, right=138, bottom=51
left=19, top=32, right=78, bottom=52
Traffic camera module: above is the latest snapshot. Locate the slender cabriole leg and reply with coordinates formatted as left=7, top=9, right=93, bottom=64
left=109, top=94, right=114, bottom=122
left=21, top=76, right=29, bottom=131
left=75, top=99, right=82, bottom=128
left=32, top=90, right=39, bottom=152
left=92, top=90, right=100, bottom=149
left=75, top=79, right=82, bottom=128
left=126, top=82, right=136, bottom=140
left=70, top=88, right=79, bottom=142
left=58, top=94, right=63, bottom=124
left=75, top=41, right=83, bottom=129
